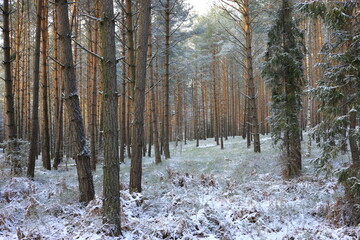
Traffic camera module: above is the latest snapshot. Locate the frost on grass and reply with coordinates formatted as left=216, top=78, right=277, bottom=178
left=1, top=136, right=359, bottom=239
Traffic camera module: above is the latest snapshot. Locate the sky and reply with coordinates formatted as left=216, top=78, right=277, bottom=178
left=185, top=0, right=216, bottom=15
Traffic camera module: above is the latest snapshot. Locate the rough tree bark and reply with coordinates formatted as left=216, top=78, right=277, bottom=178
left=120, top=0, right=126, bottom=163
left=3, top=0, right=20, bottom=175
left=243, top=0, right=261, bottom=153
left=41, top=0, right=51, bottom=170
left=148, top=24, right=161, bottom=164
left=163, top=0, right=171, bottom=159
left=100, top=0, right=121, bottom=234
left=27, top=0, right=42, bottom=178
left=126, top=0, right=135, bottom=158
left=55, top=0, right=95, bottom=203
left=91, top=0, right=99, bottom=171
left=129, top=0, right=151, bottom=193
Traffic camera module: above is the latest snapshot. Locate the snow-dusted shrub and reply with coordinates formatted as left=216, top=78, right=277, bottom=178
left=3, top=139, right=29, bottom=176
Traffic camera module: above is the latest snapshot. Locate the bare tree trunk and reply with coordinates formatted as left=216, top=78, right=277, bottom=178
left=183, top=81, right=187, bottom=145
left=149, top=34, right=161, bottom=163
left=126, top=0, right=135, bottom=159
left=41, top=0, right=51, bottom=170
left=100, top=0, right=120, bottom=234
left=14, top=0, right=24, bottom=139
left=147, top=25, right=159, bottom=161
left=53, top=6, right=63, bottom=170
left=194, top=67, right=199, bottom=147
left=55, top=0, right=94, bottom=203
left=3, top=0, right=17, bottom=140
left=163, top=0, right=171, bottom=159
left=53, top=84, right=64, bottom=170
left=244, top=0, right=260, bottom=152
left=91, top=0, right=99, bottom=170
left=211, top=49, right=219, bottom=145
left=3, top=0, right=20, bottom=175
left=85, top=0, right=92, bottom=138
left=130, top=0, right=151, bottom=193
left=27, top=0, right=42, bottom=178
left=120, top=0, right=126, bottom=163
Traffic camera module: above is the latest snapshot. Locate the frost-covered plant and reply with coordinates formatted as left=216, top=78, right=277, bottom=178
left=262, top=0, right=305, bottom=179
left=4, top=139, right=29, bottom=176
left=299, top=0, right=360, bottom=225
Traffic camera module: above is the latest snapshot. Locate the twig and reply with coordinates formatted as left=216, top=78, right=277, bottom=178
left=48, top=56, right=65, bottom=67
left=72, top=39, right=104, bottom=60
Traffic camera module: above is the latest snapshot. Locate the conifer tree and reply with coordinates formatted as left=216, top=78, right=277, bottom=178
left=300, top=0, right=360, bottom=225
left=262, top=0, right=305, bottom=179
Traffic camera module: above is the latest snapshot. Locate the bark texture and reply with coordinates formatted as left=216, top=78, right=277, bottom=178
left=129, top=0, right=151, bottom=193
left=55, top=0, right=95, bottom=203
left=100, top=0, right=121, bottom=235
left=27, top=0, right=42, bottom=178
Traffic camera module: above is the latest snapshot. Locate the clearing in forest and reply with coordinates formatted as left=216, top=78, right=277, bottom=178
left=0, top=136, right=359, bottom=239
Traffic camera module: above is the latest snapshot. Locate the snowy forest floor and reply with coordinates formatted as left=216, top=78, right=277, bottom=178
left=0, top=135, right=359, bottom=240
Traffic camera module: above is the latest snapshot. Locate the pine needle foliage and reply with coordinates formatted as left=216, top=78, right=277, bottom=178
left=262, top=0, right=305, bottom=179
left=299, top=0, right=360, bottom=225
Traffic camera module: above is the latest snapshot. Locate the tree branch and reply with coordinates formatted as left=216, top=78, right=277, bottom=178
left=72, top=38, right=104, bottom=60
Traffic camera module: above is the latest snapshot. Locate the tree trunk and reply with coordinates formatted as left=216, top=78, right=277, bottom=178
left=149, top=44, right=161, bottom=164
left=100, top=0, right=121, bottom=235
left=212, top=48, right=219, bottom=145
left=41, top=0, right=51, bottom=170
left=14, top=0, right=24, bottom=139
left=91, top=0, right=99, bottom=171
left=244, top=0, right=260, bottom=153
left=349, top=110, right=360, bottom=165
left=281, top=0, right=302, bottom=178
left=27, top=0, right=42, bottom=178
left=53, top=6, right=64, bottom=170
left=163, top=0, right=171, bottom=159
left=3, top=0, right=20, bottom=175
left=3, top=0, right=17, bottom=140
left=126, top=0, right=136, bottom=159
left=55, top=0, right=95, bottom=203
left=129, top=0, right=151, bottom=193
left=194, top=68, right=199, bottom=147
left=120, top=0, right=127, bottom=163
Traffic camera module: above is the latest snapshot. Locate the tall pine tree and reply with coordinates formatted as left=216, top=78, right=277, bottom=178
left=300, top=0, right=360, bottom=225
left=262, top=0, right=305, bottom=179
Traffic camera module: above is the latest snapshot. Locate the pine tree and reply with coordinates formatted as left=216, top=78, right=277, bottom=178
left=27, top=0, right=42, bottom=178
left=55, top=0, right=95, bottom=203
left=300, top=0, right=360, bottom=225
left=2, top=0, right=20, bottom=175
left=262, top=0, right=305, bottom=179
left=129, top=0, right=151, bottom=193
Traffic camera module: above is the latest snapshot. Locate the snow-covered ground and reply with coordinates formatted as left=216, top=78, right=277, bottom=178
left=0, top=136, right=359, bottom=239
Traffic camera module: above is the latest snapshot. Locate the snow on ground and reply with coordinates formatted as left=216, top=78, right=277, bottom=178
left=0, top=136, right=359, bottom=239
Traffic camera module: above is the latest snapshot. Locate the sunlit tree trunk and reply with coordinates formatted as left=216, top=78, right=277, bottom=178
left=243, top=0, right=260, bottom=153
left=91, top=0, right=99, bottom=170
